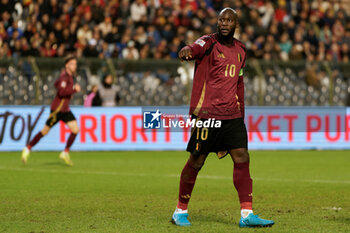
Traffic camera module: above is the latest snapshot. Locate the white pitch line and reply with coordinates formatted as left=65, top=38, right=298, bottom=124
left=253, top=177, right=350, bottom=184
left=0, top=166, right=180, bottom=178
left=0, top=166, right=349, bottom=184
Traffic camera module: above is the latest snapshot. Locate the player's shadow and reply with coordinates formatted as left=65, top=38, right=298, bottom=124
left=42, top=162, right=66, bottom=166
left=328, top=216, right=350, bottom=225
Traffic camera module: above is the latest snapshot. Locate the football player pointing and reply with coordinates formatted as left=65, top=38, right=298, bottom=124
left=21, top=55, right=80, bottom=166
left=172, top=8, right=274, bottom=228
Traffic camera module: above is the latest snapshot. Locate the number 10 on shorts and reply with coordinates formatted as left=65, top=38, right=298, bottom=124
left=196, top=127, right=208, bottom=141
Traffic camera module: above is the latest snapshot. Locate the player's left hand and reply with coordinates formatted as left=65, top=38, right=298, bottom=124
left=178, top=47, right=193, bottom=61
left=74, top=84, right=81, bottom=92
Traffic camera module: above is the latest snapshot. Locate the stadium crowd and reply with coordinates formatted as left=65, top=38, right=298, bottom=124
left=0, top=0, right=349, bottom=62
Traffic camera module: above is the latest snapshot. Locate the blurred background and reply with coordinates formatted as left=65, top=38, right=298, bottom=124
left=0, top=0, right=349, bottom=107
left=1, top=3, right=349, bottom=231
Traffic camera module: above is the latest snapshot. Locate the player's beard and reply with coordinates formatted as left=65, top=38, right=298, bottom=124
left=69, top=67, right=77, bottom=76
left=218, top=27, right=236, bottom=41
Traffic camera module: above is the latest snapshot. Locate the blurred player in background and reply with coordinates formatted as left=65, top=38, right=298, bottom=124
left=172, top=8, right=274, bottom=228
left=21, top=55, right=81, bottom=166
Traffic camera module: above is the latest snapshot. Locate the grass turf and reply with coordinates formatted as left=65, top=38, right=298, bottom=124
left=0, top=150, right=349, bottom=233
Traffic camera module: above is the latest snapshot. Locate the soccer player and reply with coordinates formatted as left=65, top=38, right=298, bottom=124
left=171, top=8, right=275, bottom=228
left=21, top=55, right=80, bottom=166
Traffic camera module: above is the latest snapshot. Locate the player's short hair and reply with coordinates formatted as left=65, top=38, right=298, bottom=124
left=64, top=54, right=77, bottom=65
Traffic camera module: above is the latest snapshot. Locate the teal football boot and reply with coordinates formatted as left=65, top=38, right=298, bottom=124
left=239, top=213, right=274, bottom=228
left=172, top=212, right=191, bottom=226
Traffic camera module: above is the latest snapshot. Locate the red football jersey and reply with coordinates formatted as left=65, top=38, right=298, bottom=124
left=50, top=70, right=76, bottom=112
left=187, top=33, right=246, bottom=120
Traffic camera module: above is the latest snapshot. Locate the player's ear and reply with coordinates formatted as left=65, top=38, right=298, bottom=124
left=235, top=20, right=239, bottom=28
left=234, top=21, right=240, bottom=35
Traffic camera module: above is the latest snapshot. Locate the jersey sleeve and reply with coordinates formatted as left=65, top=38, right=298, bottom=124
left=237, top=75, right=245, bottom=119
left=237, top=48, right=246, bottom=118
left=187, top=35, right=213, bottom=60
left=55, top=76, right=76, bottom=98
left=238, top=43, right=246, bottom=77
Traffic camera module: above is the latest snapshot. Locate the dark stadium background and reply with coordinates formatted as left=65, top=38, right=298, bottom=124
left=1, top=1, right=350, bottom=233
left=0, top=0, right=349, bottom=107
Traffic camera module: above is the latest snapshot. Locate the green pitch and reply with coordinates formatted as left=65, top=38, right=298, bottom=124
left=0, top=150, right=349, bottom=233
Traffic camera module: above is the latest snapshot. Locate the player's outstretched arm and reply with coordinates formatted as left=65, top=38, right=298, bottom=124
left=178, top=46, right=193, bottom=61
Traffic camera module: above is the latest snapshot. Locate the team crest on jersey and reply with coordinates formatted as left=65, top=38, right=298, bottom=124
left=61, top=81, right=66, bottom=88
left=195, top=39, right=206, bottom=47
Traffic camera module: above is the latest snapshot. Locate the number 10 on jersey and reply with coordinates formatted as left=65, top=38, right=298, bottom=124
left=225, top=64, right=236, bottom=78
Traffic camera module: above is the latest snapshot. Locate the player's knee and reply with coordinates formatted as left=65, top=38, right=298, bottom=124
left=192, top=162, right=203, bottom=171
left=238, top=150, right=249, bottom=159
left=189, top=154, right=206, bottom=171
left=72, top=127, right=79, bottom=135
left=230, top=148, right=249, bottom=163
left=190, top=159, right=205, bottom=171
left=197, top=163, right=204, bottom=171
left=41, top=128, right=49, bottom=136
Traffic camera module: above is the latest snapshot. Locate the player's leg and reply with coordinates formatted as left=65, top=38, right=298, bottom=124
left=29, top=124, right=51, bottom=149
left=172, top=153, right=208, bottom=226
left=65, top=119, right=79, bottom=152
left=172, top=116, right=215, bottom=226
left=225, top=118, right=252, bottom=213
left=230, top=148, right=274, bottom=227
left=21, top=124, right=51, bottom=164
left=230, top=148, right=252, bottom=213
left=178, top=153, right=207, bottom=210
left=22, top=110, right=60, bottom=164
left=59, top=119, right=79, bottom=166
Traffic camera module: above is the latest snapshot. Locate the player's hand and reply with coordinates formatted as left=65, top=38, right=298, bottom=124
left=178, top=47, right=193, bottom=61
left=74, top=84, right=81, bottom=92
